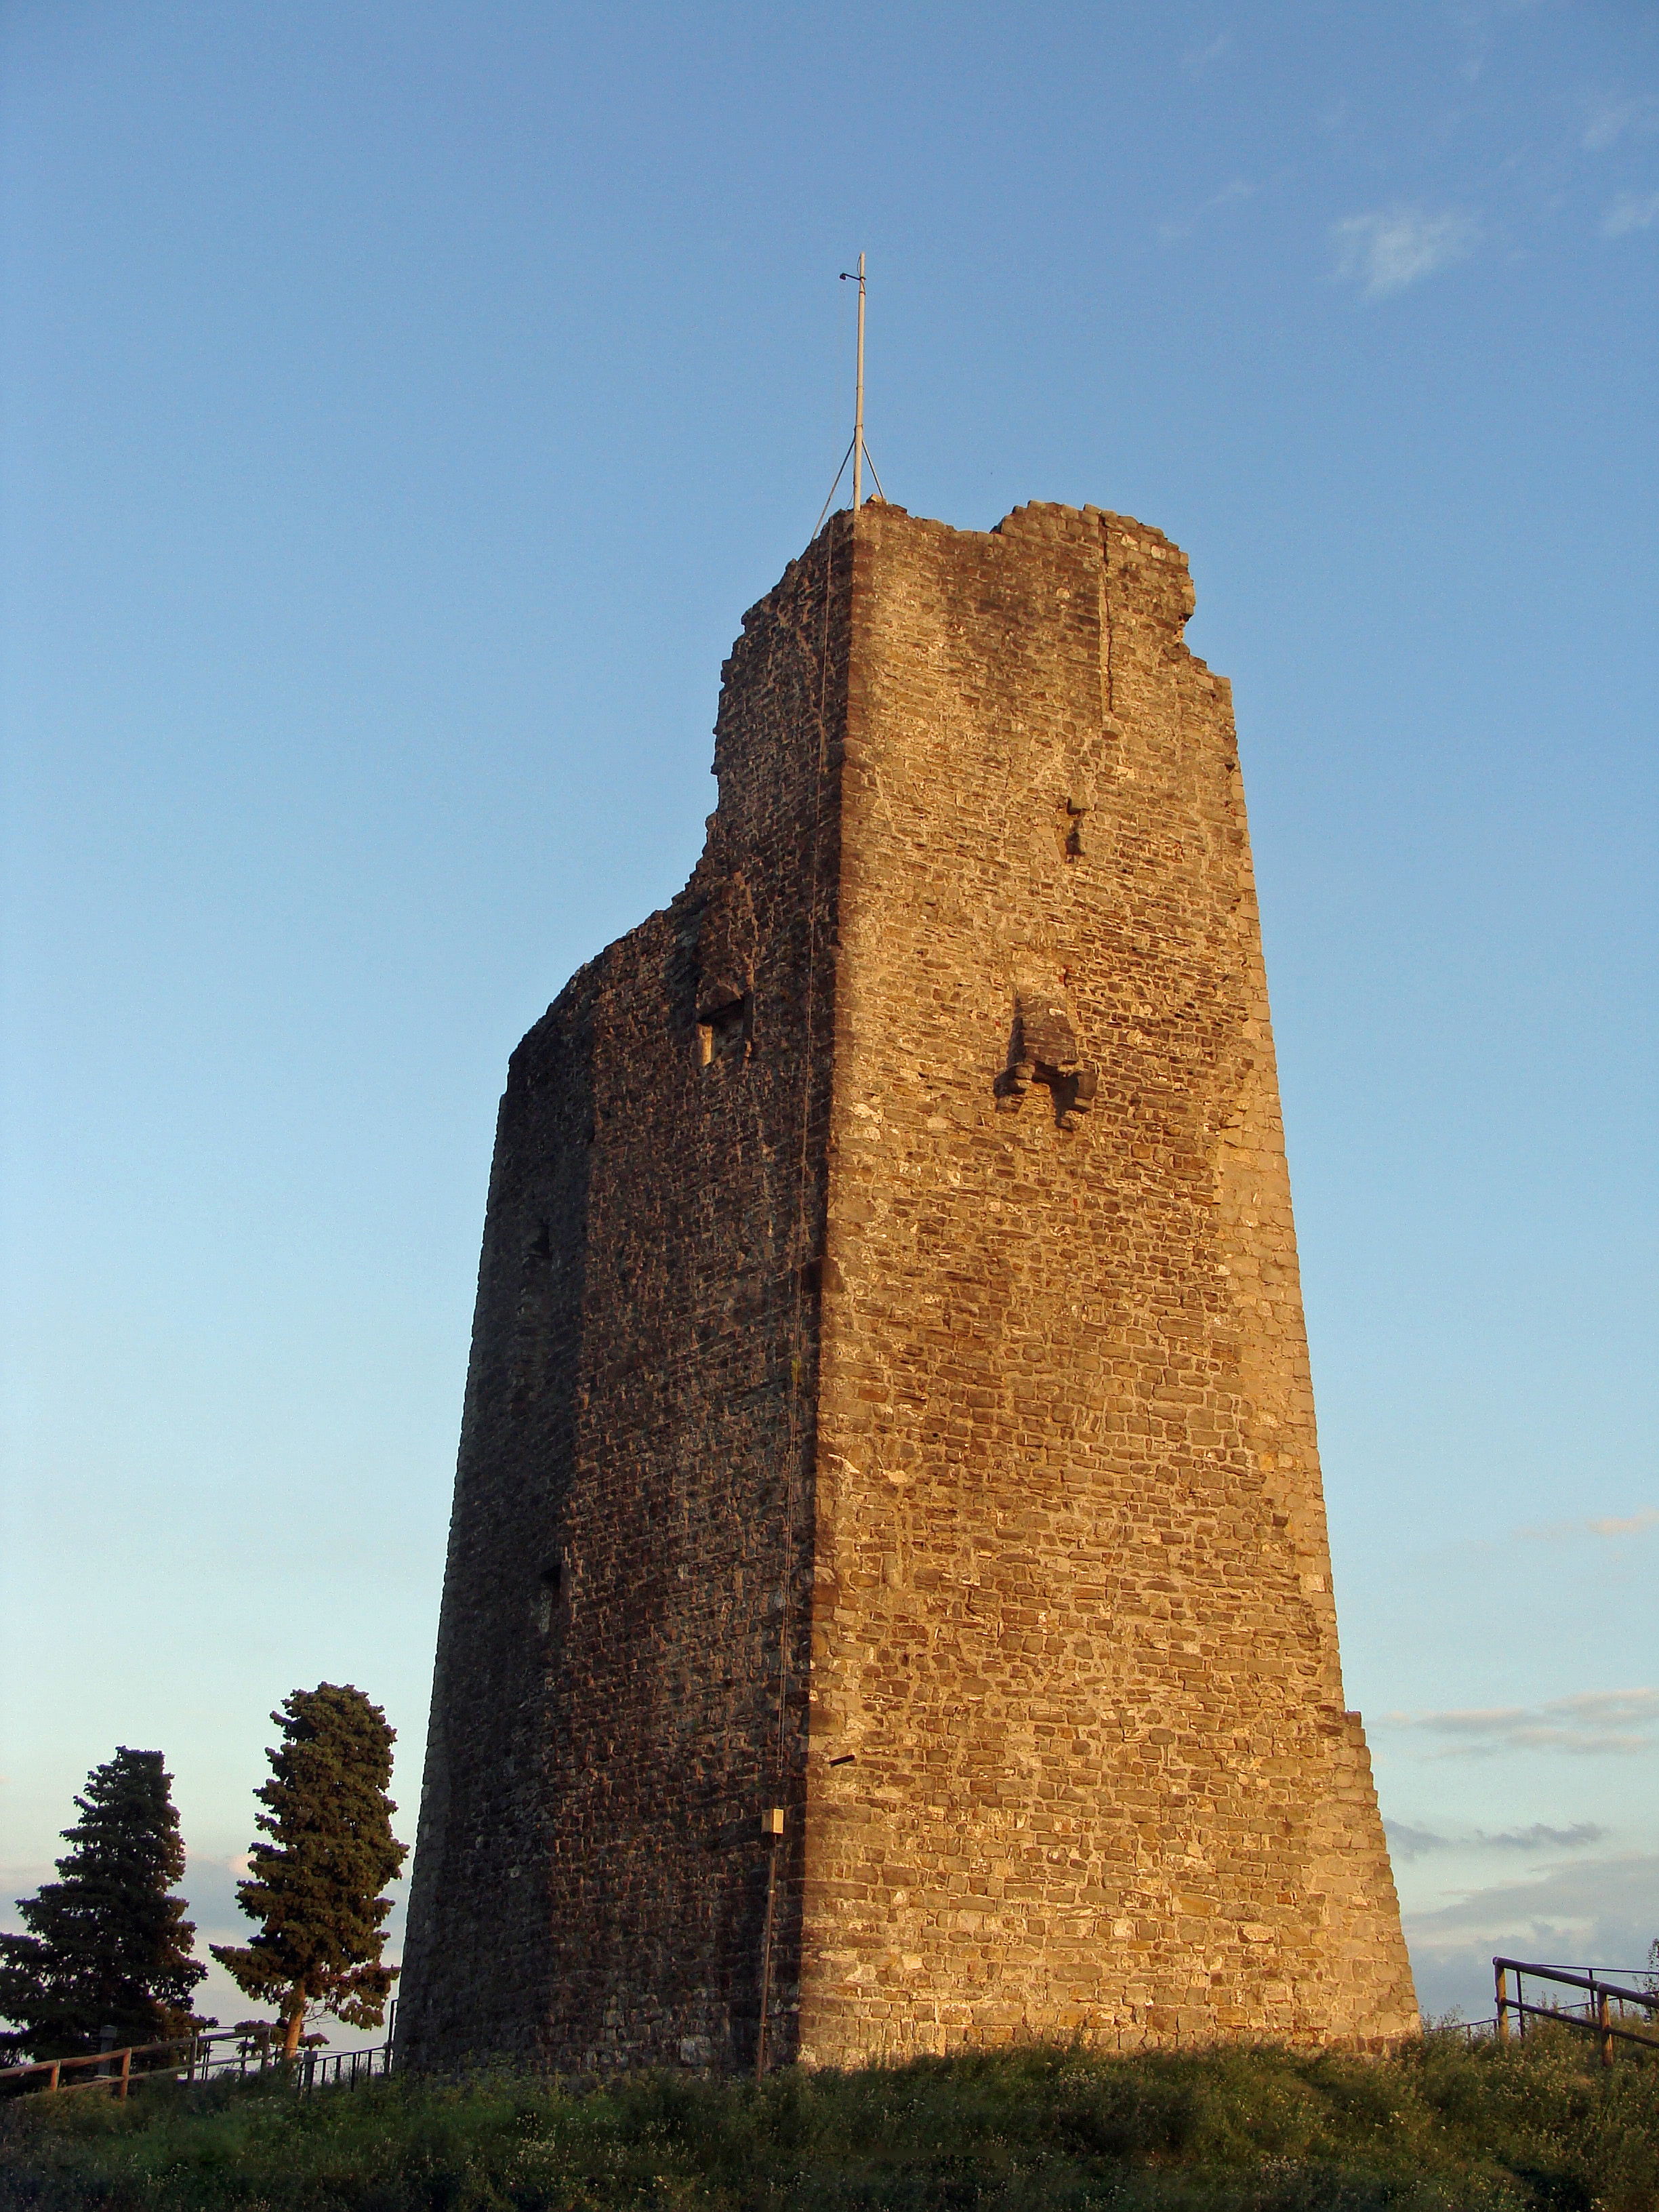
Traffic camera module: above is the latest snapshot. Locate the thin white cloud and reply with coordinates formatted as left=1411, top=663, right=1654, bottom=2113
left=1159, top=178, right=1256, bottom=243
left=1587, top=1506, right=1659, bottom=1536
left=1384, top=1687, right=1659, bottom=1759
left=1402, top=1849, right=1659, bottom=2020
left=0, top=1864, right=55, bottom=1910
left=1515, top=1504, right=1659, bottom=1543
left=1386, top=1820, right=1608, bottom=1862
left=1402, top=1849, right=1659, bottom=1957
left=1451, top=0, right=1548, bottom=88
left=1332, top=207, right=1480, bottom=298
left=1583, top=93, right=1659, bottom=153
left=1184, top=33, right=1230, bottom=73
left=1388, top=1822, right=1449, bottom=1860
left=1603, top=191, right=1659, bottom=239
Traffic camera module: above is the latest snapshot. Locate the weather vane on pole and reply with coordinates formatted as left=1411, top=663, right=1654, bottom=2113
left=816, top=254, right=886, bottom=536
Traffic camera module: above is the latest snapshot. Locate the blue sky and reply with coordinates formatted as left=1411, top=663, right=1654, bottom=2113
left=2, top=0, right=1654, bottom=2037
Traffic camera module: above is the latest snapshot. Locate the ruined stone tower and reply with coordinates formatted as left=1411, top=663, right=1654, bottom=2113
left=396, top=500, right=1417, bottom=2073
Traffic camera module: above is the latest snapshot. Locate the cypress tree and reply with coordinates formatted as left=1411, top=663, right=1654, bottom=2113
left=212, top=1683, right=407, bottom=2059
left=0, top=1748, right=207, bottom=2057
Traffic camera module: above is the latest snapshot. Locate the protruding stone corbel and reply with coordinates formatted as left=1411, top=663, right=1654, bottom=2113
left=1065, top=774, right=1094, bottom=859
left=995, top=989, right=1097, bottom=1127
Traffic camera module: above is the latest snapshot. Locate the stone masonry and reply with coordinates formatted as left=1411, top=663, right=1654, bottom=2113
left=396, top=499, right=1418, bottom=2074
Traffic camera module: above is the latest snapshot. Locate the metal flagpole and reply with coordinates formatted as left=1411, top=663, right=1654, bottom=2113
left=853, top=253, right=865, bottom=516
left=835, top=254, right=874, bottom=526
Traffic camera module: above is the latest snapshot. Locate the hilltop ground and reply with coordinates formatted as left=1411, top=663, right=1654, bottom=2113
left=3, top=2028, right=1656, bottom=2210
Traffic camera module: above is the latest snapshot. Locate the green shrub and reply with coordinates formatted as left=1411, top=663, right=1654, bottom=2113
left=1, top=2029, right=1654, bottom=2211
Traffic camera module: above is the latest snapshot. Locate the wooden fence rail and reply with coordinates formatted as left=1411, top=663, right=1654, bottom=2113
left=0, top=2039, right=171, bottom=2101
left=1494, top=1958, right=1659, bottom=2067
left=1, top=2009, right=396, bottom=2102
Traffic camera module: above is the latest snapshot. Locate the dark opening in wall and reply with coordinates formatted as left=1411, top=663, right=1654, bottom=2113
left=510, top=1223, right=555, bottom=1408
left=697, top=991, right=753, bottom=1069
left=535, top=1553, right=567, bottom=1637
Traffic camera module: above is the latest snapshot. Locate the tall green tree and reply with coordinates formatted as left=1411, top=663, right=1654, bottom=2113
left=212, top=1683, right=407, bottom=2059
left=0, top=1748, right=207, bottom=2058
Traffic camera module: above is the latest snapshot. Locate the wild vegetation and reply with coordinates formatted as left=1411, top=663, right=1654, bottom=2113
left=4, top=2026, right=1657, bottom=2211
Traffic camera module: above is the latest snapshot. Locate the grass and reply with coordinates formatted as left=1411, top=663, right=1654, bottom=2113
left=2, top=2027, right=1656, bottom=2211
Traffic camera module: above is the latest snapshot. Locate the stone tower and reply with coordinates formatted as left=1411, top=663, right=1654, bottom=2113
left=396, top=500, right=1417, bottom=2073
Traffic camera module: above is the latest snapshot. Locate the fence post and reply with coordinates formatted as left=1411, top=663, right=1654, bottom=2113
left=1495, top=1963, right=1509, bottom=2048
left=1598, top=1988, right=1612, bottom=2069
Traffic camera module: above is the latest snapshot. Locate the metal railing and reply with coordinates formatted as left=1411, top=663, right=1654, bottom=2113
left=180, top=2010, right=396, bottom=2089
left=0, top=2005, right=396, bottom=2101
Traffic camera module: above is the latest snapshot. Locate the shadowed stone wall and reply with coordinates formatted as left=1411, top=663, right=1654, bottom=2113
left=398, top=520, right=853, bottom=2070
left=397, top=501, right=1416, bottom=2074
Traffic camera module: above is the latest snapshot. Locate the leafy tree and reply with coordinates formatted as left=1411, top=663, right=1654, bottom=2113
left=212, top=1683, right=407, bottom=2059
left=0, top=1747, right=207, bottom=2058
